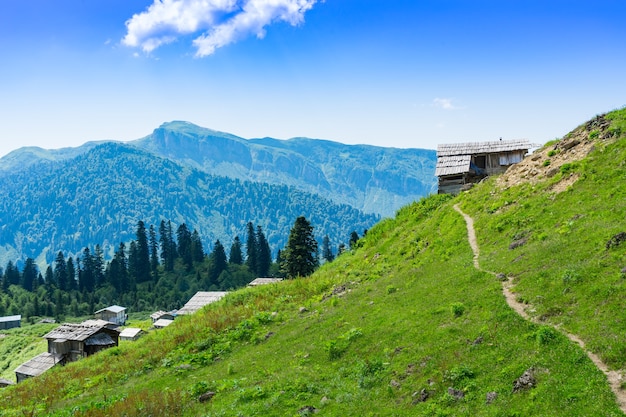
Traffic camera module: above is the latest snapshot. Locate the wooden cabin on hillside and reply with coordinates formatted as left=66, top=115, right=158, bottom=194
left=94, top=305, right=127, bottom=325
left=0, top=315, right=21, bottom=330
left=15, top=320, right=120, bottom=383
left=435, top=139, right=531, bottom=194
left=43, top=321, right=120, bottom=362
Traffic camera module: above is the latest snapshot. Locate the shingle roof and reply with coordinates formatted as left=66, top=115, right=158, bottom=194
left=248, top=278, right=283, bottom=286
left=153, top=318, right=174, bottom=328
left=14, top=353, right=62, bottom=377
left=434, top=155, right=471, bottom=177
left=177, top=291, right=228, bottom=315
left=0, top=315, right=21, bottom=323
left=119, top=328, right=144, bottom=339
left=84, top=332, right=116, bottom=346
left=437, top=139, right=531, bottom=157
left=94, top=305, right=126, bottom=314
left=43, top=321, right=116, bottom=342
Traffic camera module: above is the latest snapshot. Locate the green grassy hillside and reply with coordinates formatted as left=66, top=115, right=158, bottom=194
left=0, top=108, right=625, bottom=416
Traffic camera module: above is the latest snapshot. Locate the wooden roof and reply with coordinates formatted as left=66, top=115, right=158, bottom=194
left=43, top=321, right=118, bottom=342
left=14, top=352, right=62, bottom=377
left=437, top=139, right=531, bottom=157
left=248, top=278, right=283, bottom=286
left=119, top=328, right=144, bottom=339
left=153, top=318, right=174, bottom=328
left=95, top=305, right=126, bottom=314
left=177, top=291, right=228, bottom=315
left=434, top=155, right=471, bottom=177
left=0, top=315, right=21, bottom=323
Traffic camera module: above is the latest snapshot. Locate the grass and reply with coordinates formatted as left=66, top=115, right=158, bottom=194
left=0, top=108, right=625, bottom=415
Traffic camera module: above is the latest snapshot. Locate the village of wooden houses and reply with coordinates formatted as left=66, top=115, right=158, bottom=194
left=0, top=278, right=282, bottom=387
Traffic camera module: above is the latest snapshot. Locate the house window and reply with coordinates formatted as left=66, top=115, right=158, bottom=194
left=474, top=155, right=486, bottom=169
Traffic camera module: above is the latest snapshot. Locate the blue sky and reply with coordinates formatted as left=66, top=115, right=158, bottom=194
left=1, top=0, right=625, bottom=157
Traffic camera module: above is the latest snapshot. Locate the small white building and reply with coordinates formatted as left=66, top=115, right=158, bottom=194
left=0, top=315, right=21, bottom=330
left=94, top=305, right=127, bottom=326
left=153, top=319, right=174, bottom=329
left=119, top=327, right=144, bottom=341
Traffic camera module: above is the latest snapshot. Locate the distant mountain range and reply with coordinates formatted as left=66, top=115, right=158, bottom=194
left=0, top=122, right=436, bottom=266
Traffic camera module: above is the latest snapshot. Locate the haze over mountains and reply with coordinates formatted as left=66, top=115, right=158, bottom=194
left=0, top=122, right=436, bottom=266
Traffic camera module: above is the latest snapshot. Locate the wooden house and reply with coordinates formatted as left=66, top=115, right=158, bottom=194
left=177, top=291, right=228, bottom=315
left=15, top=352, right=63, bottom=383
left=153, top=318, right=174, bottom=329
left=150, top=310, right=177, bottom=323
left=119, top=327, right=144, bottom=341
left=42, top=321, right=120, bottom=362
left=94, top=305, right=127, bottom=326
left=0, top=315, right=21, bottom=330
left=248, top=278, right=283, bottom=287
left=435, top=139, right=532, bottom=194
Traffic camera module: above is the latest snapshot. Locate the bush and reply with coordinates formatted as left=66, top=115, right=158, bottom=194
left=450, top=302, right=465, bottom=317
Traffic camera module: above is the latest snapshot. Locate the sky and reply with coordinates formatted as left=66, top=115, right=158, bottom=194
left=1, top=0, right=625, bottom=158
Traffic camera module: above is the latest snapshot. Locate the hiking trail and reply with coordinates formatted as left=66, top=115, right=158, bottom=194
left=453, top=203, right=626, bottom=412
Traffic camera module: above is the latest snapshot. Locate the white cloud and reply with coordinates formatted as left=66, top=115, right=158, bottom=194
left=123, top=0, right=318, bottom=56
left=432, top=97, right=463, bottom=110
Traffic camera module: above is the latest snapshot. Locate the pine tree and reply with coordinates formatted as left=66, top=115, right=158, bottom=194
left=5, top=261, right=20, bottom=286
left=245, top=222, right=258, bottom=274
left=67, top=257, right=77, bottom=291
left=322, top=235, right=334, bottom=263
left=256, top=225, right=271, bottom=277
left=177, top=223, right=193, bottom=270
left=94, top=244, right=105, bottom=288
left=80, top=248, right=96, bottom=292
left=349, top=231, right=360, bottom=249
left=159, top=220, right=176, bottom=271
left=54, top=251, right=67, bottom=290
left=135, top=221, right=151, bottom=283
left=282, top=216, right=319, bottom=278
left=229, top=236, right=243, bottom=265
left=191, top=229, right=205, bottom=263
left=208, top=240, right=228, bottom=287
left=149, top=224, right=159, bottom=281
left=21, top=258, right=38, bottom=292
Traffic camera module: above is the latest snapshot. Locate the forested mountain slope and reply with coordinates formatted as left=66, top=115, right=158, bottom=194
left=132, top=121, right=437, bottom=216
left=1, top=108, right=625, bottom=416
left=0, top=142, right=378, bottom=266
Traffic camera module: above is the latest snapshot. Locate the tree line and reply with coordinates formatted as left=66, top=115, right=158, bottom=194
left=0, top=216, right=363, bottom=322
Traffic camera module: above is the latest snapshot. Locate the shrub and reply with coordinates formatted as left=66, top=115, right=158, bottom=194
left=450, top=302, right=465, bottom=317
left=588, top=129, right=600, bottom=140
left=535, top=326, right=558, bottom=345
left=547, top=150, right=558, bottom=157
left=543, top=160, right=551, bottom=167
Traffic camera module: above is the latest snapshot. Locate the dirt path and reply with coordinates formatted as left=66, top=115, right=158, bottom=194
left=453, top=204, right=626, bottom=412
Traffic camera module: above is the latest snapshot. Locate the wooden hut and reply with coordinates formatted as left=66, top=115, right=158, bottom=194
left=43, top=321, right=120, bottom=362
left=153, top=319, right=174, bottom=329
left=15, top=352, right=64, bottom=383
left=435, top=139, right=531, bottom=194
left=94, top=305, right=127, bottom=326
left=0, top=315, right=21, bottom=330
left=119, top=327, right=144, bottom=341
left=150, top=310, right=177, bottom=323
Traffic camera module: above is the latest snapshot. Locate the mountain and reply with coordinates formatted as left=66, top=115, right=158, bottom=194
left=0, top=142, right=379, bottom=267
left=1, top=108, right=625, bottom=415
left=131, top=121, right=437, bottom=217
